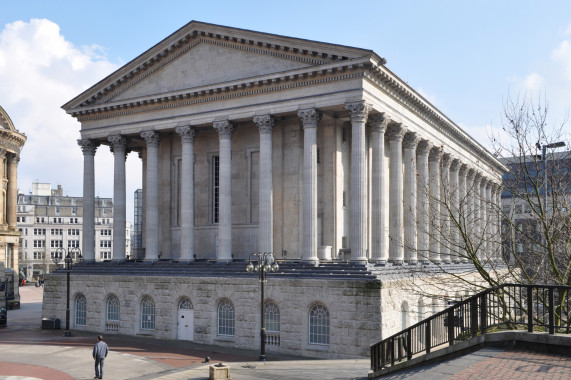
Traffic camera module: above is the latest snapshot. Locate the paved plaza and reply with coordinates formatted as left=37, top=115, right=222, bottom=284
left=0, top=286, right=570, bottom=379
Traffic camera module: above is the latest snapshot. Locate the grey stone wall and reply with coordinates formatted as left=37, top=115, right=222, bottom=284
left=42, top=273, right=383, bottom=359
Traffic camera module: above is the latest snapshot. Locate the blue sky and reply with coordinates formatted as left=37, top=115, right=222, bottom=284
left=1, top=0, right=570, bottom=222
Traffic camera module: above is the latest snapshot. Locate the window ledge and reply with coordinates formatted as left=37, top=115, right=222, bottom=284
left=306, top=344, right=330, bottom=352
left=214, top=335, right=235, bottom=343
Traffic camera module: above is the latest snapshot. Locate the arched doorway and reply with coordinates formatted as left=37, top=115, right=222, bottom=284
left=177, top=298, right=194, bottom=341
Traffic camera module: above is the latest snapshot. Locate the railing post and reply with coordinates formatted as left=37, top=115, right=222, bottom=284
left=447, top=308, right=455, bottom=346
left=470, top=298, right=478, bottom=335
left=380, top=342, right=385, bottom=368
left=548, top=287, right=555, bottom=334
left=480, top=294, right=488, bottom=334
left=425, top=320, right=431, bottom=354
left=406, top=329, right=412, bottom=360
left=390, top=337, right=395, bottom=366
left=527, top=286, right=533, bottom=332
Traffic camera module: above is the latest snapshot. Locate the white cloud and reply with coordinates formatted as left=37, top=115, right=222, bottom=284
left=0, top=19, right=140, bottom=221
left=522, top=72, right=546, bottom=92
left=551, top=39, right=571, bottom=80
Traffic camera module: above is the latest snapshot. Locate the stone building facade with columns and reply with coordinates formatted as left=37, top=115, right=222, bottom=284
left=0, top=105, right=26, bottom=307
left=46, top=22, right=505, bottom=358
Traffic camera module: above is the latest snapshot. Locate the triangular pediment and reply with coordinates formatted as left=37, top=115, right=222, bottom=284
left=112, top=41, right=312, bottom=102
left=63, top=21, right=377, bottom=111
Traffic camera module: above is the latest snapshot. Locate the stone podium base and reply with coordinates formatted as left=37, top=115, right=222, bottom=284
left=209, top=364, right=230, bottom=379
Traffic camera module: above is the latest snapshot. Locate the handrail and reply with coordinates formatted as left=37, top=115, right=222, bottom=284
left=370, top=283, right=571, bottom=372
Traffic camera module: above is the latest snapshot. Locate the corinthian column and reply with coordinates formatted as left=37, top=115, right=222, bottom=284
left=78, top=139, right=99, bottom=262
left=345, top=101, right=371, bottom=263
left=141, top=131, right=161, bottom=261
left=253, top=114, right=275, bottom=254
left=387, top=123, right=406, bottom=264
left=109, top=135, right=128, bottom=261
left=429, top=147, right=442, bottom=263
left=403, top=132, right=419, bottom=263
left=6, top=154, right=19, bottom=230
left=440, top=153, right=452, bottom=263
left=473, top=173, right=482, bottom=262
left=175, top=125, right=197, bottom=261
left=298, top=108, right=320, bottom=264
left=449, top=159, right=461, bottom=263
left=369, top=114, right=390, bottom=263
left=213, top=120, right=235, bottom=262
left=0, top=149, right=5, bottom=225
left=416, top=140, right=431, bottom=263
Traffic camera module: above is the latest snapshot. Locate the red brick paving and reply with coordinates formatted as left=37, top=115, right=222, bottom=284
left=447, top=348, right=571, bottom=380
left=0, top=361, right=75, bottom=380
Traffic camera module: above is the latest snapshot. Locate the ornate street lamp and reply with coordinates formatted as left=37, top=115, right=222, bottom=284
left=52, top=247, right=83, bottom=336
left=245, top=252, right=279, bottom=361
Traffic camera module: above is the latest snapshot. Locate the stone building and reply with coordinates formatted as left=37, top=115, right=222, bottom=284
left=17, top=183, right=129, bottom=279
left=0, top=105, right=26, bottom=308
left=44, top=21, right=505, bottom=358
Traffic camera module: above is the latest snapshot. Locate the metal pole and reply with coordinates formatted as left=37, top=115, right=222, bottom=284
left=542, top=145, right=547, bottom=284
left=65, top=265, right=71, bottom=336
left=260, top=259, right=266, bottom=361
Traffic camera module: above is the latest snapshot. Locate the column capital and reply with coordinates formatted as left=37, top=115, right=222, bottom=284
left=402, top=131, right=419, bottom=149
left=386, top=123, right=406, bottom=141
left=297, top=108, right=321, bottom=128
left=0, top=148, right=6, bottom=159
left=77, top=139, right=99, bottom=156
left=417, top=139, right=432, bottom=155
left=429, top=146, right=443, bottom=162
left=7, top=153, right=19, bottom=164
left=450, top=158, right=461, bottom=172
left=253, top=114, right=275, bottom=134
left=368, top=113, right=391, bottom=133
left=466, top=168, right=476, bottom=180
left=108, top=135, right=129, bottom=152
left=441, top=153, right=452, bottom=168
left=141, top=131, right=161, bottom=147
left=175, top=125, right=198, bottom=144
left=344, top=101, right=371, bottom=123
left=213, top=120, right=235, bottom=139
left=458, top=163, right=468, bottom=176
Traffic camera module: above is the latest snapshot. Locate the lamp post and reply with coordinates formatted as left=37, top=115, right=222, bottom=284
left=539, top=141, right=565, bottom=284
left=245, top=252, right=279, bottom=361
left=52, top=247, right=83, bottom=336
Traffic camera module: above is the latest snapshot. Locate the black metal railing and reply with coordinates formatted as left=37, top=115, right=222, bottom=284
left=371, top=284, right=571, bottom=372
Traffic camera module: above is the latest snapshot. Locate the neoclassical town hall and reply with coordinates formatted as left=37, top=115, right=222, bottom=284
left=43, top=21, right=505, bottom=359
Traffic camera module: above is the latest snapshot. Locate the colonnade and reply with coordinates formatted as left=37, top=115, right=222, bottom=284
left=78, top=100, right=501, bottom=265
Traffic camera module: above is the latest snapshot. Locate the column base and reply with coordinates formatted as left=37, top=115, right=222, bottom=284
left=350, top=258, right=368, bottom=264
left=388, top=259, right=404, bottom=265
left=301, top=258, right=320, bottom=266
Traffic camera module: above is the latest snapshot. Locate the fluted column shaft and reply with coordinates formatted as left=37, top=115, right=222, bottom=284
left=345, top=101, right=370, bottom=263
left=484, top=181, right=492, bottom=261
left=449, top=160, right=461, bottom=262
left=297, top=109, right=320, bottom=263
left=0, top=149, right=5, bottom=225
left=109, top=135, right=128, bottom=261
left=440, top=154, right=451, bottom=263
left=369, top=115, right=389, bottom=263
left=6, top=154, right=18, bottom=230
left=429, top=147, right=442, bottom=263
left=416, top=140, right=431, bottom=262
left=473, top=174, right=482, bottom=261
left=465, top=169, right=475, bottom=261
left=403, top=132, right=418, bottom=263
left=78, top=139, right=99, bottom=262
left=176, top=125, right=197, bottom=261
left=141, top=131, right=161, bottom=261
left=213, top=121, right=234, bottom=262
left=387, top=123, right=406, bottom=264
left=254, top=115, right=274, bottom=253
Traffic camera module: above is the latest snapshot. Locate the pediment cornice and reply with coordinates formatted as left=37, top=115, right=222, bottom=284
left=68, top=57, right=372, bottom=122
left=63, top=21, right=381, bottom=111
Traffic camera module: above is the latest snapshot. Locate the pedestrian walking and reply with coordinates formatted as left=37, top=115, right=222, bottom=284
left=92, top=335, right=108, bottom=379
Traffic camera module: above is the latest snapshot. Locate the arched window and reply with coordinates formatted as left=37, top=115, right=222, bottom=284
left=309, top=304, right=329, bottom=345
left=217, top=300, right=235, bottom=336
left=75, top=294, right=87, bottom=326
left=141, top=296, right=155, bottom=330
left=264, top=302, right=280, bottom=333
left=179, top=298, right=193, bottom=310
left=107, top=295, right=120, bottom=321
